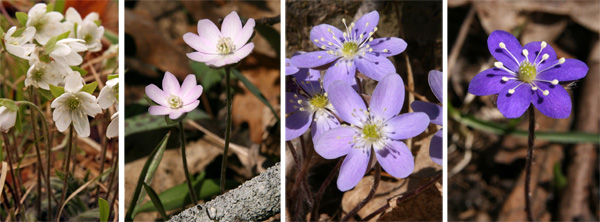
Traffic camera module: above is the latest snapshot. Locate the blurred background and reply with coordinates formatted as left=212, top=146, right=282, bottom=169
left=123, top=1, right=280, bottom=220
left=447, top=0, right=599, bottom=221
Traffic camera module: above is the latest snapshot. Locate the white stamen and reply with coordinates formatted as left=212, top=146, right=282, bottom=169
left=542, top=90, right=549, bottom=96
left=494, top=61, right=503, bottom=68
left=508, top=89, right=515, bottom=94
left=558, top=58, right=565, bottom=64
left=499, top=42, right=506, bottom=49
left=501, top=76, right=509, bottom=81
left=551, top=79, right=559, bottom=85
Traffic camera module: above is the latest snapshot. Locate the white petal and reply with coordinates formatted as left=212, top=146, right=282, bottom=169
left=71, top=110, right=90, bottom=137
left=106, top=115, right=118, bottom=138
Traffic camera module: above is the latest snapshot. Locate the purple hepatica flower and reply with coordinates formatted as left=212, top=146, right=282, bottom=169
left=315, top=74, right=430, bottom=191
left=469, top=30, right=588, bottom=119
left=184, top=11, right=255, bottom=68
left=286, top=66, right=340, bottom=142
left=290, top=11, right=407, bottom=90
left=411, top=70, right=443, bottom=166
left=146, top=72, right=203, bottom=119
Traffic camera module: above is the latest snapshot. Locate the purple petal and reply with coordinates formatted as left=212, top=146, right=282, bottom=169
left=221, top=11, right=242, bottom=38
left=181, top=100, right=200, bottom=112
left=314, top=125, right=354, bottom=159
left=376, top=140, right=414, bottom=178
left=183, top=33, right=215, bottom=53
left=352, top=11, right=379, bottom=42
left=430, top=129, right=442, bottom=166
left=355, top=53, right=396, bottom=81
left=487, top=30, right=524, bottom=71
left=291, top=51, right=339, bottom=68
left=323, top=60, right=356, bottom=91
left=497, top=80, right=532, bottom=118
left=468, top=67, right=513, bottom=96
left=196, top=19, right=221, bottom=44
left=536, top=59, right=589, bottom=82
left=148, top=105, right=171, bottom=116
left=169, top=110, right=184, bottom=119
left=311, top=109, right=341, bottom=143
left=411, top=101, right=442, bottom=126
left=428, top=70, right=443, bottom=103
left=186, top=52, right=219, bottom=63
left=285, top=58, right=299, bottom=75
left=162, top=71, right=181, bottom=96
left=385, top=112, right=430, bottom=140
left=285, top=110, right=312, bottom=141
left=310, top=24, right=344, bottom=51
left=523, top=41, right=557, bottom=71
left=299, top=78, right=323, bottom=97
left=532, top=82, right=572, bottom=119
left=369, top=37, right=407, bottom=57
left=370, top=74, right=404, bottom=120
left=145, top=84, right=168, bottom=107
left=234, top=18, right=255, bottom=49
left=285, top=92, right=307, bottom=114
left=337, top=148, right=370, bottom=191
left=327, top=80, right=367, bottom=126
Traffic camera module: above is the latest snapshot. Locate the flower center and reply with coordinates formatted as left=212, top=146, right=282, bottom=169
left=518, top=61, right=537, bottom=83
left=309, top=94, right=328, bottom=109
left=67, top=97, right=81, bottom=110
left=341, top=42, right=359, bottom=57
left=167, top=95, right=183, bottom=109
left=362, top=124, right=380, bottom=141
left=33, top=69, right=45, bottom=82
left=84, top=34, right=93, bottom=44
left=32, top=20, right=45, bottom=31
left=216, top=37, right=235, bottom=55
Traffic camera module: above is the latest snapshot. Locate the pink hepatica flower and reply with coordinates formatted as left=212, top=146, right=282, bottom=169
left=184, top=11, right=255, bottom=68
left=146, top=72, right=203, bottom=119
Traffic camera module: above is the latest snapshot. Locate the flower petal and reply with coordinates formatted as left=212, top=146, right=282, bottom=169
left=106, top=116, right=118, bottom=139
left=169, top=110, right=184, bottom=119
left=352, top=11, right=379, bottom=42
left=183, top=33, right=215, bottom=53
left=355, top=53, right=396, bottom=81
left=285, top=92, right=308, bottom=114
left=370, top=74, right=404, bottom=120
left=196, top=19, right=221, bottom=44
left=327, top=80, right=367, bottom=127
left=411, top=101, right=442, bottom=126
left=181, top=100, right=200, bottom=112
left=290, top=51, right=338, bottom=68
left=285, top=58, right=299, bottom=75
left=523, top=41, right=557, bottom=71
left=487, top=30, right=524, bottom=71
left=323, top=59, right=356, bottom=91
left=148, top=105, right=171, bottom=116
left=338, top=147, right=370, bottom=191
left=53, top=108, right=70, bottom=132
left=145, top=84, right=168, bottom=107
left=221, top=11, right=242, bottom=38
left=385, top=112, right=429, bottom=140
left=376, top=140, right=414, bottom=178
left=162, top=71, right=181, bottom=96
left=311, top=109, right=341, bottom=143
left=71, top=110, right=90, bottom=137
left=497, top=80, right=532, bottom=118
left=536, top=59, right=588, bottom=82
left=532, top=82, right=572, bottom=119
left=429, top=70, right=443, bottom=103
left=369, top=37, right=407, bottom=57
left=234, top=18, right=255, bottom=49
left=314, top=125, right=354, bottom=159
left=468, top=67, right=513, bottom=96
left=187, top=52, right=220, bottom=63
left=285, top=110, right=312, bottom=141
left=310, top=24, right=344, bottom=51
left=180, top=74, right=198, bottom=97
left=430, top=129, right=443, bottom=166
left=182, top=85, right=203, bottom=104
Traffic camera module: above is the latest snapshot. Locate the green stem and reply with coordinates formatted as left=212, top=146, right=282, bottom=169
left=179, top=121, right=197, bottom=204
left=1, top=133, right=20, bottom=216
left=525, top=106, right=535, bottom=221
left=221, top=67, right=232, bottom=194
left=59, top=125, right=74, bottom=214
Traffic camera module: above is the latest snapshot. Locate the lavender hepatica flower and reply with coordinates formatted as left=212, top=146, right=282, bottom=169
left=411, top=70, right=443, bottom=166
left=146, top=72, right=203, bottom=119
left=290, top=11, right=407, bottom=90
left=184, top=11, right=255, bottom=68
left=286, top=66, right=340, bottom=142
left=468, top=30, right=588, bottom=119
left=315, top=74, right=430, bottom=191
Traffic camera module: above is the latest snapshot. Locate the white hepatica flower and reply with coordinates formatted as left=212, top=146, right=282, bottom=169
left=25, top=60, right=70, bottom=90
left=0, top=106, right=17, bottom=132
left=77, top=20, right=104, bottom=52
left=4, top=26, right=36, bottom=59
left=26, top=3, right=64, bottom=45
left=106, top=112, right=118, bottom=138
left=51, top=74, right=102, bottom=137
left=50, top=38, right=87, bottom=67
left=97, top=78, right=118, bottom=109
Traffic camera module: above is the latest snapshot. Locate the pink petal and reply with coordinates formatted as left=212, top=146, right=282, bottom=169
left=234, top=18, right=255, bottom=49
left=183, top=33, right=216, bottom=53
left=162, top=71, right=181, bottom=96
left=187, top=52, right=219, bottom=63
left=148, top=105, right=171, bottom=116
left=169, top=110, right=184, bottom=119
left=181, top=100, right=200, bottom=112
left=145, top=84, right=168, bottom=106
left=180, top=74, right=198, bottom=96
left=182, top=85, right=203, bottom=104
left=197, top=19, right=221, bottom=44
left=221, top=11, right=242, bottom=38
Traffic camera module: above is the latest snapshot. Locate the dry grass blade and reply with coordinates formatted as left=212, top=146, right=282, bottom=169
left=0, top=162, right=7, bottom=199
left=56, top=170, right=112, bottom=221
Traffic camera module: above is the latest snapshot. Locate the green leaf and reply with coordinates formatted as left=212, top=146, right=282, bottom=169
left=71, top=66, right=88, bottom=76
left=82, top=82, right=98, bottom=94
left=189, top=61, right=225, bottom=92
left=254, top=23, right=280, bottom=58
left=98, top=198, right=109, bottom=222
left=54, top=0, right=65, bottom=13
left=104, top=30, right=118, bottom=44
left=553, top=162, right=567, bottom=190
left=231, top=68, right=279, bottom=121
left=15, top=12, right=27, bottom=27
left=46, top=3, right=54, bottom=13
left=49, top=84, right=65, bottom=98
left=57, top=31, right=71, bottom=41
left=125, top=132, right=170, bottom=221
left=11, top=27, right=25, bottom=37
left=37, top=89, right=54, bottom=100
left=107, top=74, right=118, bottom=80
left=14, top=107, right=22, bottom=133
left=125, top=109, right=209, bottom=137
left=44, top=36, right=59, bottom=54
left=143, top=183, right=169, bottom=221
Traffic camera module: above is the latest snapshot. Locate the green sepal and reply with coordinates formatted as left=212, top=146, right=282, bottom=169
left=164, top=113, right=187, bottom=125
left=43, top=36, right=58, bottom=54
left=0, top=99, right=18, bottom=111
left=46, top=3, right=54, bottom=13
left=11, top=27, right=26, bottom=37
left=15, top=12, right=27, bottom=27
left=107, top=74, right=118, bottom=80
left=37, top=89, right=54, bottom=100
left=71, top=66, right=88, bottom=76
left=49, top=84, right=65, bottom=98
left=81, top=82, right=98, bottom=94
left=94, top=20, right=102, bottom=27
left=56, top=31, right=70, bottom=41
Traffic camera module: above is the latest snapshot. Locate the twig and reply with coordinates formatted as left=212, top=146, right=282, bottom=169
left=448, top=6, right=475, bottom=76
left=525, top=106, right=535, bottom=221
left=310, top=158, right=343, bottom=221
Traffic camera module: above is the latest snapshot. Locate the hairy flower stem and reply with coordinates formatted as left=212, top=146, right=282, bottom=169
left=96, top=113, right=111, bottom=205
left=341, top=163, right=381, bottom=221
left=59, top=125, right=74, bottom=211
left=310, top=158, right=343, bottom=221
left=105, top=141, right=117, bottom=201
left=220, top=67, right=232, bottom=194
left=179, top=121, right=198, bottom=203
left=525, top=106, right=535, bottom=221
left=28, top=89, right=44, bottom=219
left=1, top=133, right=21, bottom=215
